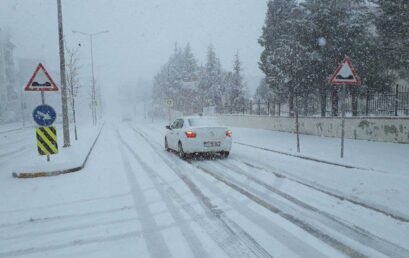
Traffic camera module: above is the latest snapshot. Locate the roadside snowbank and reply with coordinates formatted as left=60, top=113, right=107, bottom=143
left=233, top=127, right=409, bottom=175
left=11, top=124, right=102, bottom=175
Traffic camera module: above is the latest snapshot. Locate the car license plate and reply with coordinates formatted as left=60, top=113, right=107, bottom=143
left=204, top=141, right=221, bottom=147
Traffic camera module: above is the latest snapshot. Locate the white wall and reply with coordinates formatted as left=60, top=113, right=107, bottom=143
left=217, top=114, right=409, bottom=144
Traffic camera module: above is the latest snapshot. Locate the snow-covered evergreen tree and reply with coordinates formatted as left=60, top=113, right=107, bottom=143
left=152, top=43, right=199, bottom=113
left=372, top=0, right=409, bottom=76
left=301, top=0, right=392, bottom=116
left=224, top=52, right=247, bottom=112
left=152, top=44, right=249, bottom=115
left=259, top=0, right=311, bottom=116
left=254, top=78, right=274, bottom=102
left=181, top=43, right=198, bottom=82
left=198, top=44, right=224, bottom=111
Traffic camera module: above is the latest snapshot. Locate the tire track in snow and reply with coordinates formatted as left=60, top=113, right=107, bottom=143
left=118, top=130, right=210, bottom=258
left=133, top=125, right=385, bottom=258
left=0, top=217, right=221, bottom=258
left=129, top=126, right=272, bottom=258
left=2, top=208, right=206, bottom=242
left=0, top=233, right=139, bottom=258
left=118, top=132, right=173, bottom=258
left=0, top=210, right=213, bottom=257
left=0, top=144, right=30, bottom=159
left=134, top=124, right=409, bottom=257
left=0, top=233, right=138, bottom=257
left=0, top=193, right=130, bottom=214
left=1, top=217, right=139, bottom=241
left=133, top=126, right=331, bottom=257
left=203, top=160, right=409, bottom=258
left=237, top=157, right=409, bottom=224
left=0, top=206, right=134, bottom=229
left=186, top=163, right=331, bottom=258
left=0, top=127, right=24, bottom=135
left=138, top=124, right=409, bottom=224
left=192, top=163, right=367, bottom=258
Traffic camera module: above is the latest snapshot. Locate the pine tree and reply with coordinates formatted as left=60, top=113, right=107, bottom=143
left=225, top=52, right=247, bottom=112
left=254, top=78, right=274, bottom=102
left=181, top=43, right=198, bottom=82
left=301, top=0, right=381, bottom=116
left=259, top=0, right=293, bottom=109
left=259, top=0, right=311, bottom=116
left=198, top=44, right=224, bottom=111
left=152, top=43, right=199, bottom=113
left=180, top=43, right=199, bottom=114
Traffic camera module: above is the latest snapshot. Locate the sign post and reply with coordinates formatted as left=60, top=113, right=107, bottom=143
left=165, top=99, right=174, bottom=125
left=25, top=63, right=60, bottom=161
left=295, top=94, right=300, bottom=153
left=329, top=56, right=361, bottom=158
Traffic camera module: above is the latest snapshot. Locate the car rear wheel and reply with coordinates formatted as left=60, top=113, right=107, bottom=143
left=165, top=137, right=170, bottom=152
left=178, top=142, right=186, bottom=159
left=220, top=151, right=230, bottom=159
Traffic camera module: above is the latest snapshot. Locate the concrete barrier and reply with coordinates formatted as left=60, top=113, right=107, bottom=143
left=217, top=114, right=409, bottom=144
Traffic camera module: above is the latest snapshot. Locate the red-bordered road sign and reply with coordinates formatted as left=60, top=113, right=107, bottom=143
left=24, top=63, right=59, bottom=91
left=329, top=56, right=361, bottom=86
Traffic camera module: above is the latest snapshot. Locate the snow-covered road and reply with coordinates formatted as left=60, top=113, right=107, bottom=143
left=1, top=122, right=408, bottom=257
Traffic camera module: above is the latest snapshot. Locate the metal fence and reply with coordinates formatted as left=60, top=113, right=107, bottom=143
left=222, top=89, right=409, bottom=117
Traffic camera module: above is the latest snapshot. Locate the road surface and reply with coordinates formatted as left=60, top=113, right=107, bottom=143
left=0, top=122, right=408, bottom=258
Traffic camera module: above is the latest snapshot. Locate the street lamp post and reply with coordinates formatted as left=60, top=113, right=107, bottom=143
left=57, top=0, right=70, bottom=147
left=72, top=30, right=108, bottom=125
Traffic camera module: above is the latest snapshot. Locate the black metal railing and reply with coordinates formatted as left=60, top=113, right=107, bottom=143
left=222, top=89, right=409, bottom=117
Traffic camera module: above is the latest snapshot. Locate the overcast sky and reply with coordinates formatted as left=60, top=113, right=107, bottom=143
left=1, top=0, right=267, bottom=93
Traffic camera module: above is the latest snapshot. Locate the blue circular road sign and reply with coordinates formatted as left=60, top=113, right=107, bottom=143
left=32, top=105, right=57, bottom=126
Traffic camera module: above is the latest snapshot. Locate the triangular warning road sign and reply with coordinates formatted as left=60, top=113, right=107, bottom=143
left=329, top=56, right=361, bottom=86
left=24, top=63, right=59, bottom=91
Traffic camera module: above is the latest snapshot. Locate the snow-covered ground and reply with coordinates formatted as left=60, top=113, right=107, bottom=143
left=11, top=123, right=101, bottom=175
left=0, top=122, right=29, bottom=134
left=233, top=127, right=409, bottom=175
left=0, top=120, right=408, bottom=257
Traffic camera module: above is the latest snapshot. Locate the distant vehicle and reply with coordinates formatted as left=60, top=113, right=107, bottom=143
left=32, top=81, right=51, bottom=87
left=165, top=116, right=232, bottom=159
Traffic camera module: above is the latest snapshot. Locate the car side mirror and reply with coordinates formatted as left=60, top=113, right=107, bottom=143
left=166, top=125, right=171, bottom=130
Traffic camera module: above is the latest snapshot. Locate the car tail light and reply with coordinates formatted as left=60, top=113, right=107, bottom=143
left=226, top=130, right=232, bottom=137
left=185, top=131, right=197, bottom=138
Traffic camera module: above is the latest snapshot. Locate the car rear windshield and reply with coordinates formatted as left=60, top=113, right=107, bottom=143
left=188, top=118, right=220, bottom=127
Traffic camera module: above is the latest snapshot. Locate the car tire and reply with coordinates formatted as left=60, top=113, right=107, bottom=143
left=220, top=151, right=230, bottom=159
left=165, top=137, right=170, bottom=152
left=178, top=142, right=186, bottom=159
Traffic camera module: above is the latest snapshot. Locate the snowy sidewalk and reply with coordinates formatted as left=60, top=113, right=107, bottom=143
left=11, top=123, right=103, bottom=177
left=0, top=122, right=29, bottom=134
left=233, top=127, right=409, bottom=175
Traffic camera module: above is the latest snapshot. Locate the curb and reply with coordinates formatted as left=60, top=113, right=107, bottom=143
left=12, top=125, right=104, bottom=179
left=235, top=141, right=374, bottom=171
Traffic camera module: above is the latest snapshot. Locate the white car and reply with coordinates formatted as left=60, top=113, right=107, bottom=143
left=165, top=116, right=232, bottom=159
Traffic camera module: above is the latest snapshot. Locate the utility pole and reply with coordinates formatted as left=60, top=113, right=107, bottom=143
left=57, top=0, right=70, bottom=147
left=72, top=30, right=108, bottom=126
